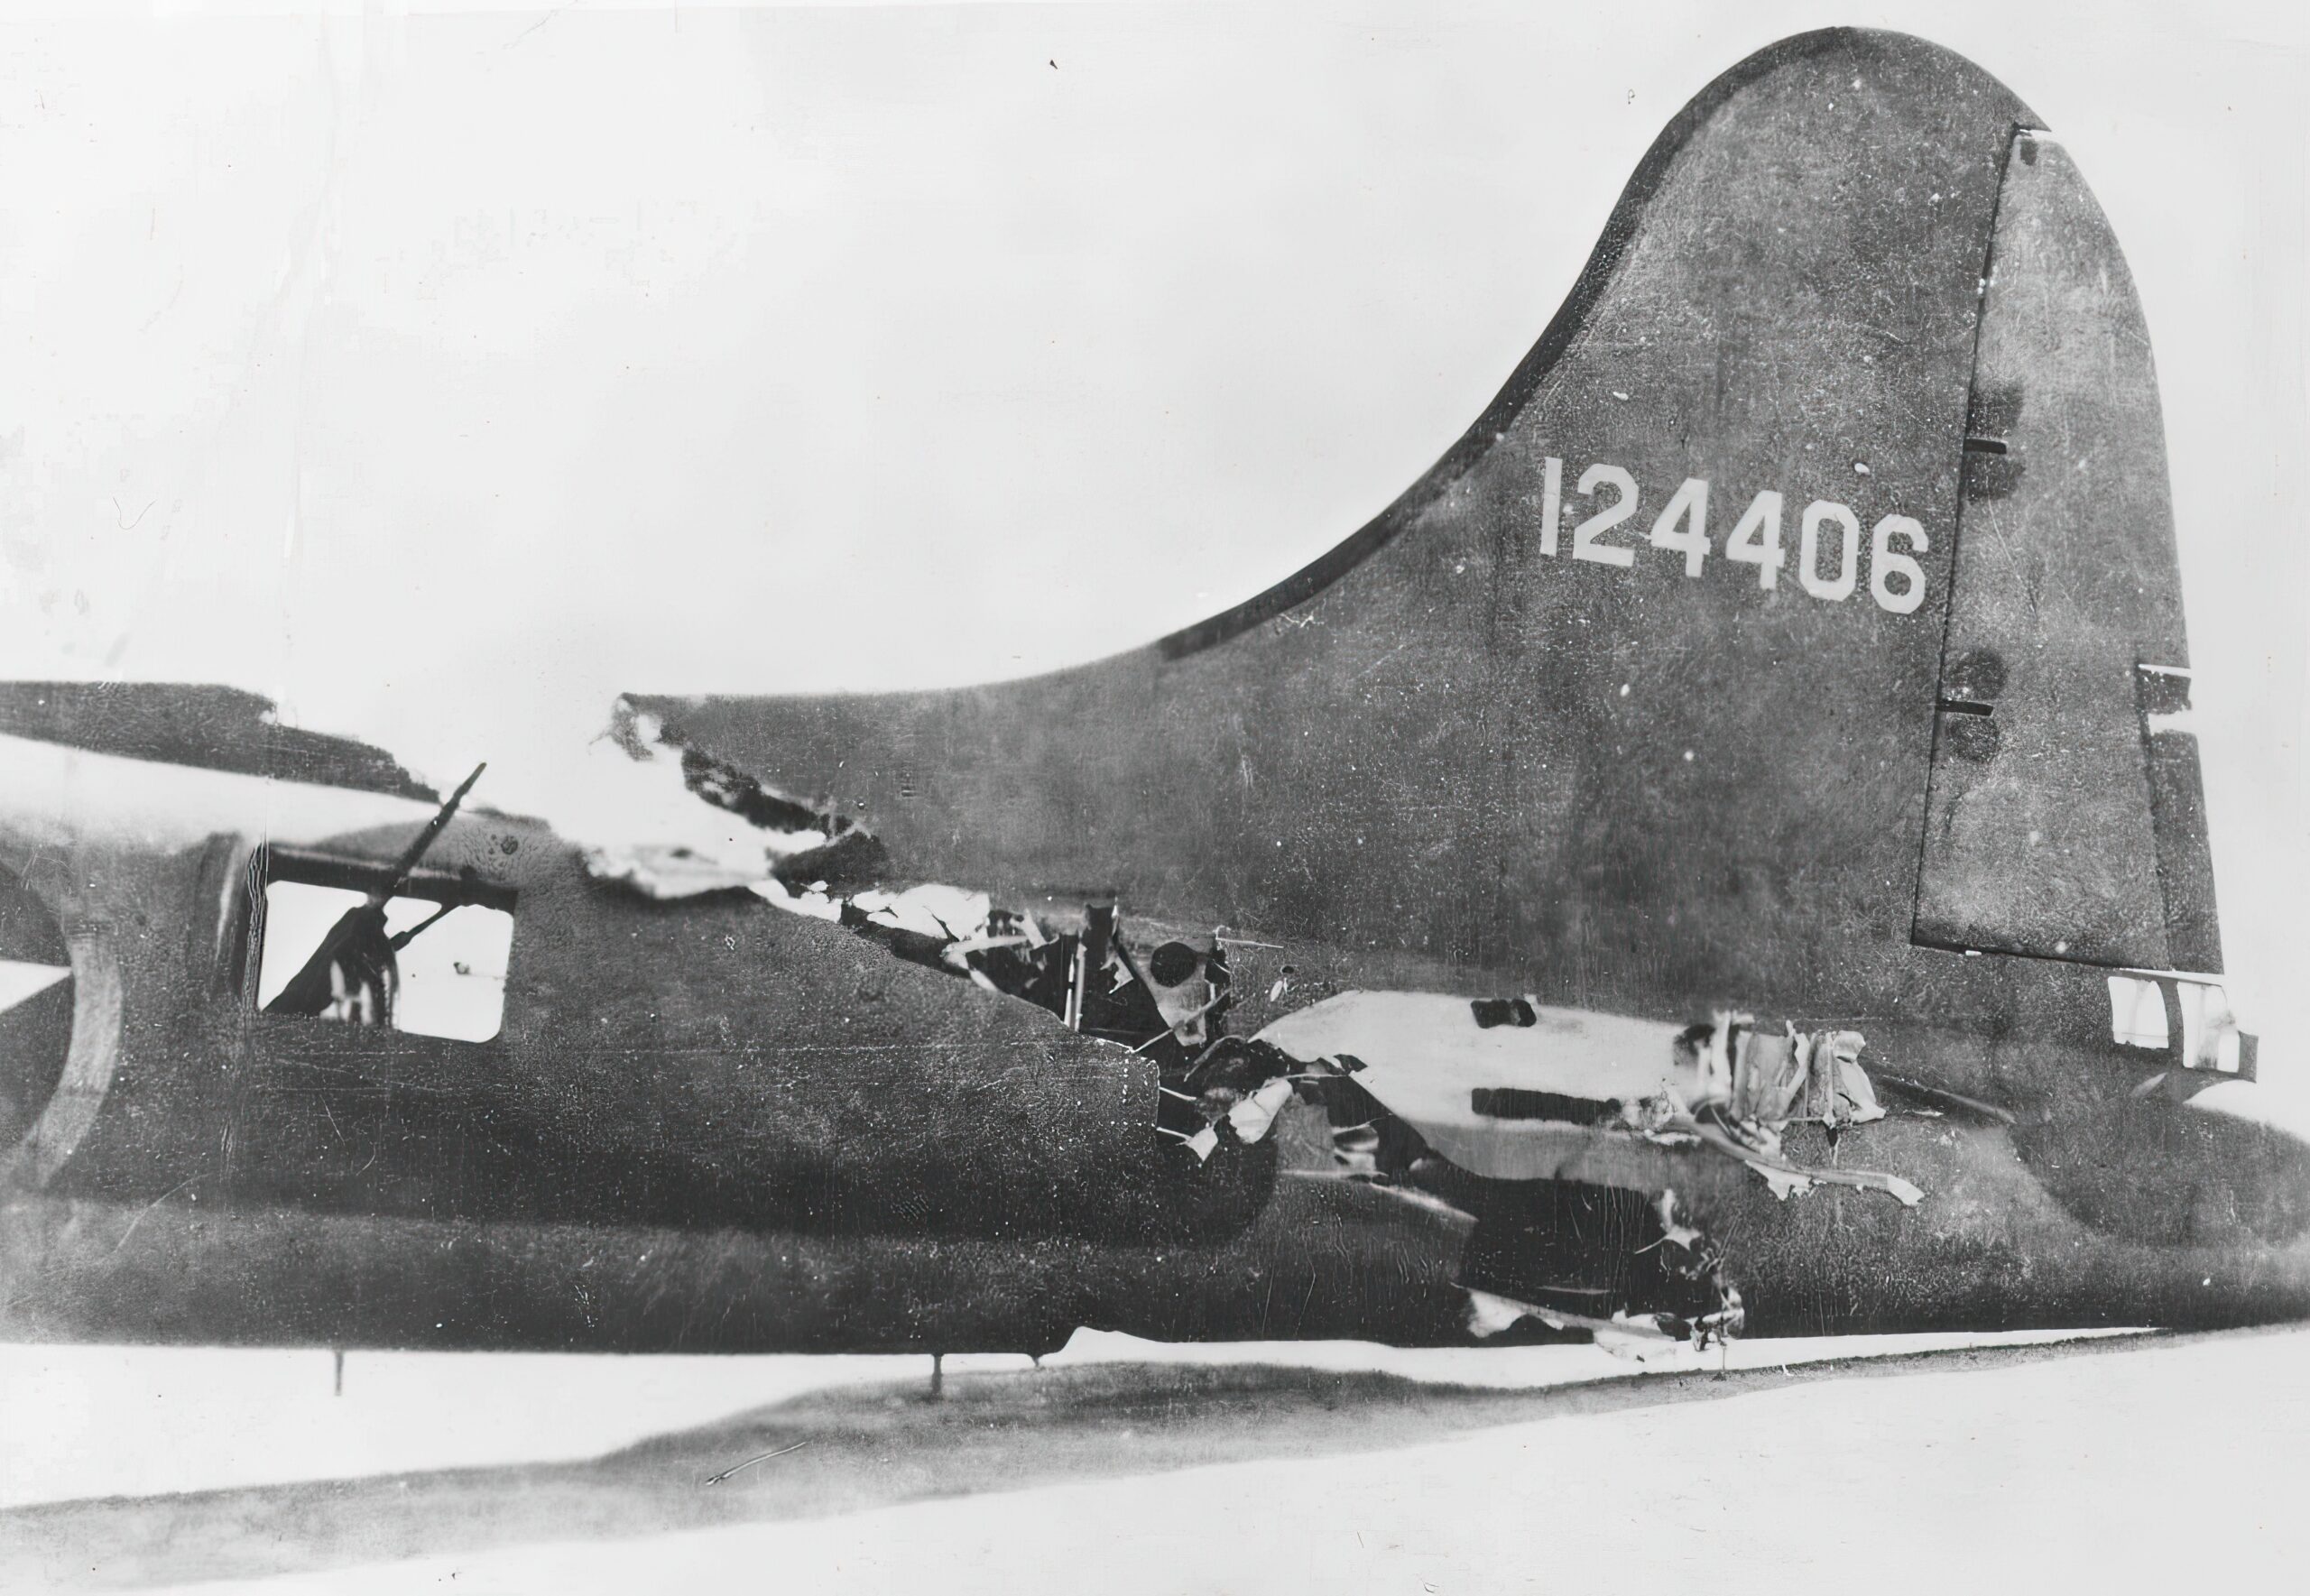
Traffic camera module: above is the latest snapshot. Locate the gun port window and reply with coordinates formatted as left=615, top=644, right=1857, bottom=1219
left=248, top=850, right=515, bottom=1044
left=2107, top=975, right=2169, bottom=1050
left=2105, top=973, right=2256, bottom=1081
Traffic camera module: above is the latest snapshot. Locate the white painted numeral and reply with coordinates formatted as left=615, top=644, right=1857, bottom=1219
left=1571, top=465, right=1639, bottom=567
left=1798, top=500, right=1859, bottom=601
left=1725, top=490, right=1785, bottom=589
left=1870, top=514, right=1928, bottom=614
left=1648, top=477, right=1710, bottom=577
left=1538, top=456, right=1562, bottom=558
left=1543, top=466, right=1927, bottom=614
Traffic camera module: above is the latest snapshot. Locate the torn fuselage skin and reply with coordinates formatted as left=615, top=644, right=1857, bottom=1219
left=6, top=697, right=2310, bottom=1359
left=575, top=715, right=2287, bottom=1357
left=15, top=32, right=2310, bottom=1358
left=587, top=714, right=1760, bottom=1352
left=568, top=727, right=2310, bottom=1350
left=1269, top=1001, right=1928, bottom=1353
left=591, top=706, right=1307, bottom=1182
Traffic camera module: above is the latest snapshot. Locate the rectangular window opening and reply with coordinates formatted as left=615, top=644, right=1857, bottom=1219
left=2107, top=974, right=2168, bottom=1051
left=249, top=849, right=515, bottom=1044
left=2107, top=973, right=2253, bottom=1079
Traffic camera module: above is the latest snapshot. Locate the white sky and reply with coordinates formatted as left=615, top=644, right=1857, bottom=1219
left=2, top=0, right=2304, bottom=1051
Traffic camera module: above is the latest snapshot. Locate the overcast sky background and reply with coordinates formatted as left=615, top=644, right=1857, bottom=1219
left=3, top=0, right=2305, bottom=1054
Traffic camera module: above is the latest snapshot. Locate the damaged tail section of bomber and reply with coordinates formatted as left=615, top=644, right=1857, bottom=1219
left=583, top=703, right=1939, bottom=1355
left=1259, top=993, right=1923, bottom=1205
left=1256, top=993, right=1943, bottom=1355
left=583, top=699, right=1303, bottom=1169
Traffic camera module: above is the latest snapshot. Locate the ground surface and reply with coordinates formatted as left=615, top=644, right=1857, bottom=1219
left=2, top=1324, right=2302, bottom=1593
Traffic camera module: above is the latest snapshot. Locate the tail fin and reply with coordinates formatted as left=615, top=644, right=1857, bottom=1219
left=635, top=29, right=2216, bottom=1019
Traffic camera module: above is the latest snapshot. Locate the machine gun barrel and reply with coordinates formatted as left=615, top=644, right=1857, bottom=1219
left=262, top=761, right=486, bottom=1018
left=365, top=761, right=487, bottom=911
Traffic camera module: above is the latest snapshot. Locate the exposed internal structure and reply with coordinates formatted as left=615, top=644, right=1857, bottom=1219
left=578, top=706, right=1993, bottom=1352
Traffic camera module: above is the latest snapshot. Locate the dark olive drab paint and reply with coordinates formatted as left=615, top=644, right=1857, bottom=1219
left=37, top=818, right=1274, bottom=1250
left=1915, top=131, right=2211, bottom=971
left=642, top=28, right=2035, bottom=1033
left=6, top=29, right=2310, bottom=1358
left=0, top=682, right=436, bottom=801
left=2139, top=669, right=2224, bottom=973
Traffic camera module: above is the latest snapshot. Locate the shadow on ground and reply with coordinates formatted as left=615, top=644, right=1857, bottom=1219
left=0, top=1332, right=2200, bottom=1590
